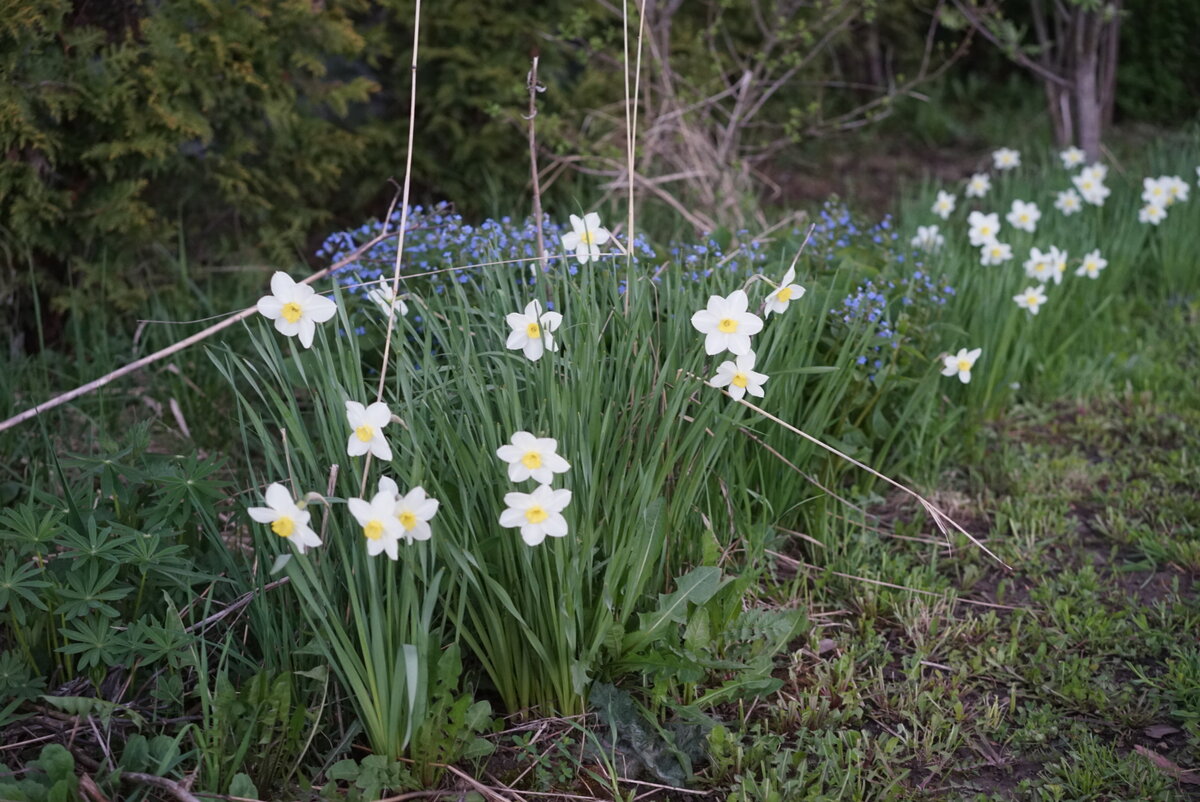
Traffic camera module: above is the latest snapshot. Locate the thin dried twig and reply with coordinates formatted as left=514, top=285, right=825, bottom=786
left=121, top=772, right=203, bottom=802
left=0, top=230, right=395, bottom=434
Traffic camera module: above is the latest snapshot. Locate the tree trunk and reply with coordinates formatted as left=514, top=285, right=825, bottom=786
left=1073, top=11, right=1103, bottom=162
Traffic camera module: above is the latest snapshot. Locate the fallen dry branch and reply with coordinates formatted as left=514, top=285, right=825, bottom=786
left=0, top=230, right=396, bottom=435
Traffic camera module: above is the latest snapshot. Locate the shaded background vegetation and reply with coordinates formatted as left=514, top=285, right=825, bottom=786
left=4, top=0, right=1197, bottom=351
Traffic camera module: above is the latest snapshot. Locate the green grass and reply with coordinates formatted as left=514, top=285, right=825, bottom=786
left=2, top=125, right=1199, bottom=800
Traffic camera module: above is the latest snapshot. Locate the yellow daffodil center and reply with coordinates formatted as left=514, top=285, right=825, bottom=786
left=991, top=247, right=1002, bottom=258
left=363, top=520, right=384, bottom=540
left=777, top=287, right=793, bottom=302
left=398, top=510, right=417, bottom=530
left=1019, top=214, right=1029, bottom=223
left=526, top=321, right=541, bottom=339
left=271, top=516, right=295, bottom=537
left=1026, top=294, right=1039, bottom=306
left=980, top=226, right=991, bottom=237
left=524, top=505, right=549, bottom=524
left=281, top=302, right=303, bottom=324
left=521, top=451, right=542, bottom=470
left=718, top=318, right=738, bottom=333
left=355, top=425, right=374, bottom=443
left=957, top=359, right=972, bottom=373
left=732, top=373, right=749, bottom=388
left=579, top=229, right=596, bottom=246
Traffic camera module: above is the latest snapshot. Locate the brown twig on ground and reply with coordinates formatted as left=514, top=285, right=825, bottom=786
left=121, top=772, right=203, bottom=802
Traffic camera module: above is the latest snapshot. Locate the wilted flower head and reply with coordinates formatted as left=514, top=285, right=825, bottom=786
left=690, top=290, right=763, bottom=356
left=256, top=272, right=338, bottom=349
left=505, top=299, right=562, bottom=362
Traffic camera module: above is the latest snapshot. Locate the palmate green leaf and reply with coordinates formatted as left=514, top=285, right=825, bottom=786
left=0, top=551, right=51, bottom=612
left=53, top=562, right=132, bottom=620
left=0, top=504, right=63, bottom=557
left=56, top=616, right=129, bottom=671
left=57, top=518, right=127, bottom=566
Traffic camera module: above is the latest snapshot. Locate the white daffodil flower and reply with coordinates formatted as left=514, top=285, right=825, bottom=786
left=965, top=173, right=991, bottom=198
left=1164, top=176, right=1189, bottom=205
left=348, top=490, right=405, bottom=560
left=993, top=148, right=1021, bottom=170
left=1142, top=177, right=1169, bottom=207
left=505, top=299, right=562, bottom=362
left=941, top=347, right=981, bottom=384
left=1075, top=249, right=1107, bottom=279
left=1023, top=247, right=1053, bottom=282
left=1075, top=177, right=1110, bottom=206
left=256, top=271, right=338, bottom=349
left=1059, top=147, right=1085, bottom=169
left=1080, top=163, right=1107, bottom=183
left=366, top=279, right=408, bottom=317
left=709, top=351, right=768, bottom=401
left=499, top=484, right=572, bottom=547
left=1048, top=246, right=1068, bottom=285
left=345, top=400, right=393, bottom=460
left=247, top=483, right=322, bottom=554
left=1006, top=199, right=1041, bottom=233
left=1054, top=189, right=1082, bottom=216
left=979, top=240, right=1012, bottom=266
left=931, top=190, right=956, bottom=220
left=496, top=431, right=571, bottom=485
left=1014, top=285, right=1048, bottom=315
left=1139, top=203, right=1167, bottom=225
left=376, top=477, right=439, bottom=543
left=690, top=290, right=763, bottom=356
left=561, top=212, right=611, bottom=265
left=967, top=211, right=1001, bottom=247
left=911, top=225, right=945, bottom=252
left=764, top=266, right=806, bottom=316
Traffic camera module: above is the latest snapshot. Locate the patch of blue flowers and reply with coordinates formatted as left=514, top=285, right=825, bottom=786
left=808, top=200, right=956, bottom=379
left=318, top=202, right=773, bottom=301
